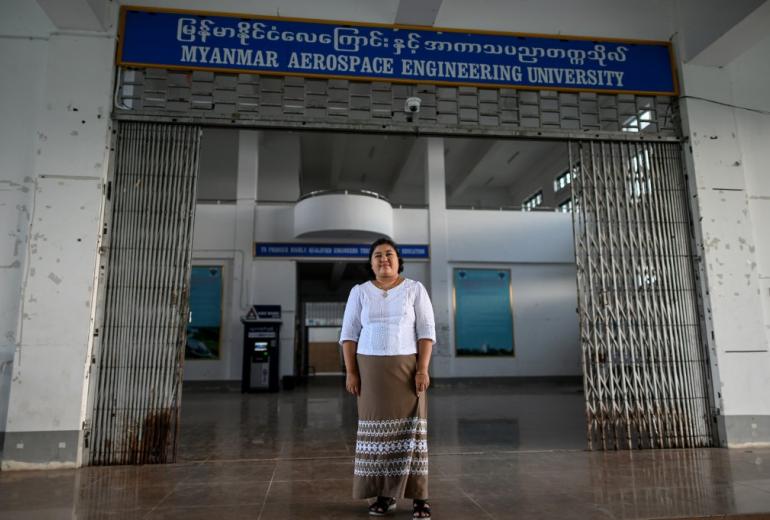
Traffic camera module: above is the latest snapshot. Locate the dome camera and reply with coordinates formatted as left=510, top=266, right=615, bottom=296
left=405, top=96, right=422, bottom=114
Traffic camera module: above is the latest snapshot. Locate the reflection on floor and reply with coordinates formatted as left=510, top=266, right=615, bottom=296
left=2, top=378, right=770, bottom=519
left=178, top=377, right=587, bottom=461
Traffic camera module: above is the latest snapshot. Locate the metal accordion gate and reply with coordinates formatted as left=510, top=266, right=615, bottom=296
left=570, top=140, right=715, bottom=450
left=89, top=122, right=201, bottom=464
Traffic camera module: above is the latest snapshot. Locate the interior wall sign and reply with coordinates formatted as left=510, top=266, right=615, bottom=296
left=118, top=6, right=678, bottom=95
left=254, top=243, right=430, bottom=259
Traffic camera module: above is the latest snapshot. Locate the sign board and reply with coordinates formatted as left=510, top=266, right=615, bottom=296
left=243, top=305, right=282, bottom=322
left=118, top=6, right=677, bottom=95
left=454, top=268, right=515, bottom=356
left=254, top=242, right=429, bottom=259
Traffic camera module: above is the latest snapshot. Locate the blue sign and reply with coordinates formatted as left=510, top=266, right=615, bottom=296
left=254, top=242, right=429, bottom=259
left=454, top=268, right=514, bottom=356
left=119, top=7, right=677, bottom=95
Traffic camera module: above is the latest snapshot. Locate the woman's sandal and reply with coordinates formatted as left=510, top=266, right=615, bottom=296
left=413, top=499, right=432, bottom=518
left=368, top=496, right=396, bottom=516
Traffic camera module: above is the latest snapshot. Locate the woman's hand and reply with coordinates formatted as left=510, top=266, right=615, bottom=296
left=346, top=371, right=361, bottom=396
left=415, top=372, right=430, bottom=394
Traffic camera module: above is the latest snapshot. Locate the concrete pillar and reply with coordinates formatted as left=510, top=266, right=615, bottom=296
left=2, top=33, right=113, bottom=469
left=680, top=61, right=770, bottom=446
left=424, top=137, right=452, bottom=376
left=226, top=130, right=260, bottom=380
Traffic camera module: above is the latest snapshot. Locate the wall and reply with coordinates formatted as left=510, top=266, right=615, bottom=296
left=444, top=210, right=580, bottom=377
left=679, top=32, right=770, bottom=446
left=0, top=1, right=115, bottom=469
left=258, top=133, right=300, bottom=202
left=0, top=13, right=49, bottom=449
left=197, top=128, right=238, bottom=201
left=191, top=191, right=579, bottom=380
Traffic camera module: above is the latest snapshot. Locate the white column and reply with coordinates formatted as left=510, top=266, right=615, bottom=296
left=2, top=33, right=113, bottom=469
left=227, top=130, right=259, bottom=380
left=424, top=137, right=453, bottom=377
left=680, top=59, right=770, bottom=446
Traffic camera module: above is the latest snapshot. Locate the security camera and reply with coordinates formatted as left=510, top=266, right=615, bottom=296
left=405, top=97, right=422, bottom=114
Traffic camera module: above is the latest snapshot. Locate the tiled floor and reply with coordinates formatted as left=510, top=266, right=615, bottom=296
left=2, top=378, right=770, bottom=519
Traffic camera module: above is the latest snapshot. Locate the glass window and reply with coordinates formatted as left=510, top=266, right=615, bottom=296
left=557, top=198, right=573, bottom=213
left=186, top=266, right=223, bottom=360
left=553, top=169, right=572, bottom=192
left=522, top=190, right=543, bottom=211
left=622, top=109, right=654, bottom=133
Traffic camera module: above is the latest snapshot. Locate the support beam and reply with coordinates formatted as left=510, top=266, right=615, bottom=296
left=448, top=140, right=507, bottom=199
left=425, top=138, right=452, bottom=375
left=395, top=0, right=443, bottom=26
left=328, top=262, right=346, bottom=291
left=329, top=136, right=347, bottom=189
left=36, top=0, right=109, bottom=31
left=388, top=141, right=421, bottom=197
left=689, top=1, right=770, bottom=66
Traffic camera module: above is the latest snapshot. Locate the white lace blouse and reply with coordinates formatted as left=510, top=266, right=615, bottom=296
left=339, top=278, right=436, bottom=356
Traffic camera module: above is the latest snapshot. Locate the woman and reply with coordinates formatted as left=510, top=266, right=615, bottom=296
left=340, top=237, right=435, bottom=518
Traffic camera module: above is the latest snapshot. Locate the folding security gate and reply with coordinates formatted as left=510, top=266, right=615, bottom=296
left=88, top=122, right=201, bottom=464
left=570, top=140, right=714, bottom=450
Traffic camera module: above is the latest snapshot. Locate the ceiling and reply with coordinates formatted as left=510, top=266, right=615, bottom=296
left=299, top=131, right=568, bottom=208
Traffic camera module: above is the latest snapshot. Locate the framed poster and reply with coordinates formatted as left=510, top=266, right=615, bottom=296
left=186, top=265, right=223, bottom=360
left=453, top=268, right=514, bottom=356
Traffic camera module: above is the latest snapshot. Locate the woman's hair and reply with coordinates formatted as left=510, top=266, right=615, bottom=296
left=367, top=237, right=404, bottom=278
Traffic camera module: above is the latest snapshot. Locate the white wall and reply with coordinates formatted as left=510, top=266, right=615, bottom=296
left=0, top=0, right=115, bottom=469
left=309, top=328, right=341, bottom=342
left=446, top=210, right=574, bottom=264
left=444, top=210, right=580, bottom=377
left=193, top=193, right=580, bottom=379
left=0, top=30, right=48, bottom=441
left=679, top=31, right=770, bottom=446
left=259, top=132, right=300, bottom=202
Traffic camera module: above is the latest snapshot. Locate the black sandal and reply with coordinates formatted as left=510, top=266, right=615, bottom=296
left=413, top=499, right=432, bottom=518
left=369, top=496, right=396, bottom=516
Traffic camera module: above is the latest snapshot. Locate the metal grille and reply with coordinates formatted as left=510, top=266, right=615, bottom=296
left=115, top=68, right=677, bottom=139
left=89, top=122, right=201, bottom=465
left=570, top=140, right=714, bottom=450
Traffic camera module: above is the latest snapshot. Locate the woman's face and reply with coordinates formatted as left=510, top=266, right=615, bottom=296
left=371, top=244, right=399, bottom=279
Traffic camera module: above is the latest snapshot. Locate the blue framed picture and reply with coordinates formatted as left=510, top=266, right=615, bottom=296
left=454, top=268, right=514, bottom=356
left=186, top=266, right=223, bottom=360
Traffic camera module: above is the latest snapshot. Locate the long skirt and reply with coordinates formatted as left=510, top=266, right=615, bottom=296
left=353, top=354, right=428, bottom=500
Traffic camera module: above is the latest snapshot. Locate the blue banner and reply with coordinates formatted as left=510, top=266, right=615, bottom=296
left=454, top=268, right=514, bottom=356
left=119, top=7, right=677, bottom=95
left=254, top=242, right=429, bottom=259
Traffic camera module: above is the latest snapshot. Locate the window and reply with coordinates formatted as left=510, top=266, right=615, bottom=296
left=622, top=109, right=654, bottom=133
left=186, top=266, right=223, bottom=360
left=557, top=199, right=573, bottom=213
left=554, top=163, right=580, bottom=192
left=553, top=170, right=572, bottom=192
left=522, top=191, right=543, bottom=211
left=630, top=149, right=653, bottom=197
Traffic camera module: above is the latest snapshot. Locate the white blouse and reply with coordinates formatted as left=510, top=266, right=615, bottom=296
left=339, top=278, right=436, bottom=356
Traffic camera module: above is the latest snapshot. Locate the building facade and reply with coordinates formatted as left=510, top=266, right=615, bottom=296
left=1, top=0, right=769, bottom=469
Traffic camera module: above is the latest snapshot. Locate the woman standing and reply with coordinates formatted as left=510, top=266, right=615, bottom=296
left=340, top=237, right=435, bottom=518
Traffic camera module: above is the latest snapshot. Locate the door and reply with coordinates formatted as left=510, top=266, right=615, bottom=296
left=570, top=140, right=714, bottom=450
left=88, top=122, right=201, bottom=464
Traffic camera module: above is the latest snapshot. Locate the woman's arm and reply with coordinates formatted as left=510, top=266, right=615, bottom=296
left=414, top=282, right=436, bottom=394
left=339, top=285, right=363, bottom=396
left=415, top=338, right=433, bottom=394
left=342, top=340, right=360, bottom=395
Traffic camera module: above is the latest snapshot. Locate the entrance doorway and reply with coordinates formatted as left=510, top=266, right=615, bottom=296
left=296, top=261, right=369, bottom=379
left=87, top=115, right=713, bottom=464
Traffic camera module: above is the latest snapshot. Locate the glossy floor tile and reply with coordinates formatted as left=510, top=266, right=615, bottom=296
left=2, top=378, right=770, bottom=519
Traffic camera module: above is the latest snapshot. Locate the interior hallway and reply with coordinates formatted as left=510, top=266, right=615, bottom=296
left=2, top=380, right=770, bottom=519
